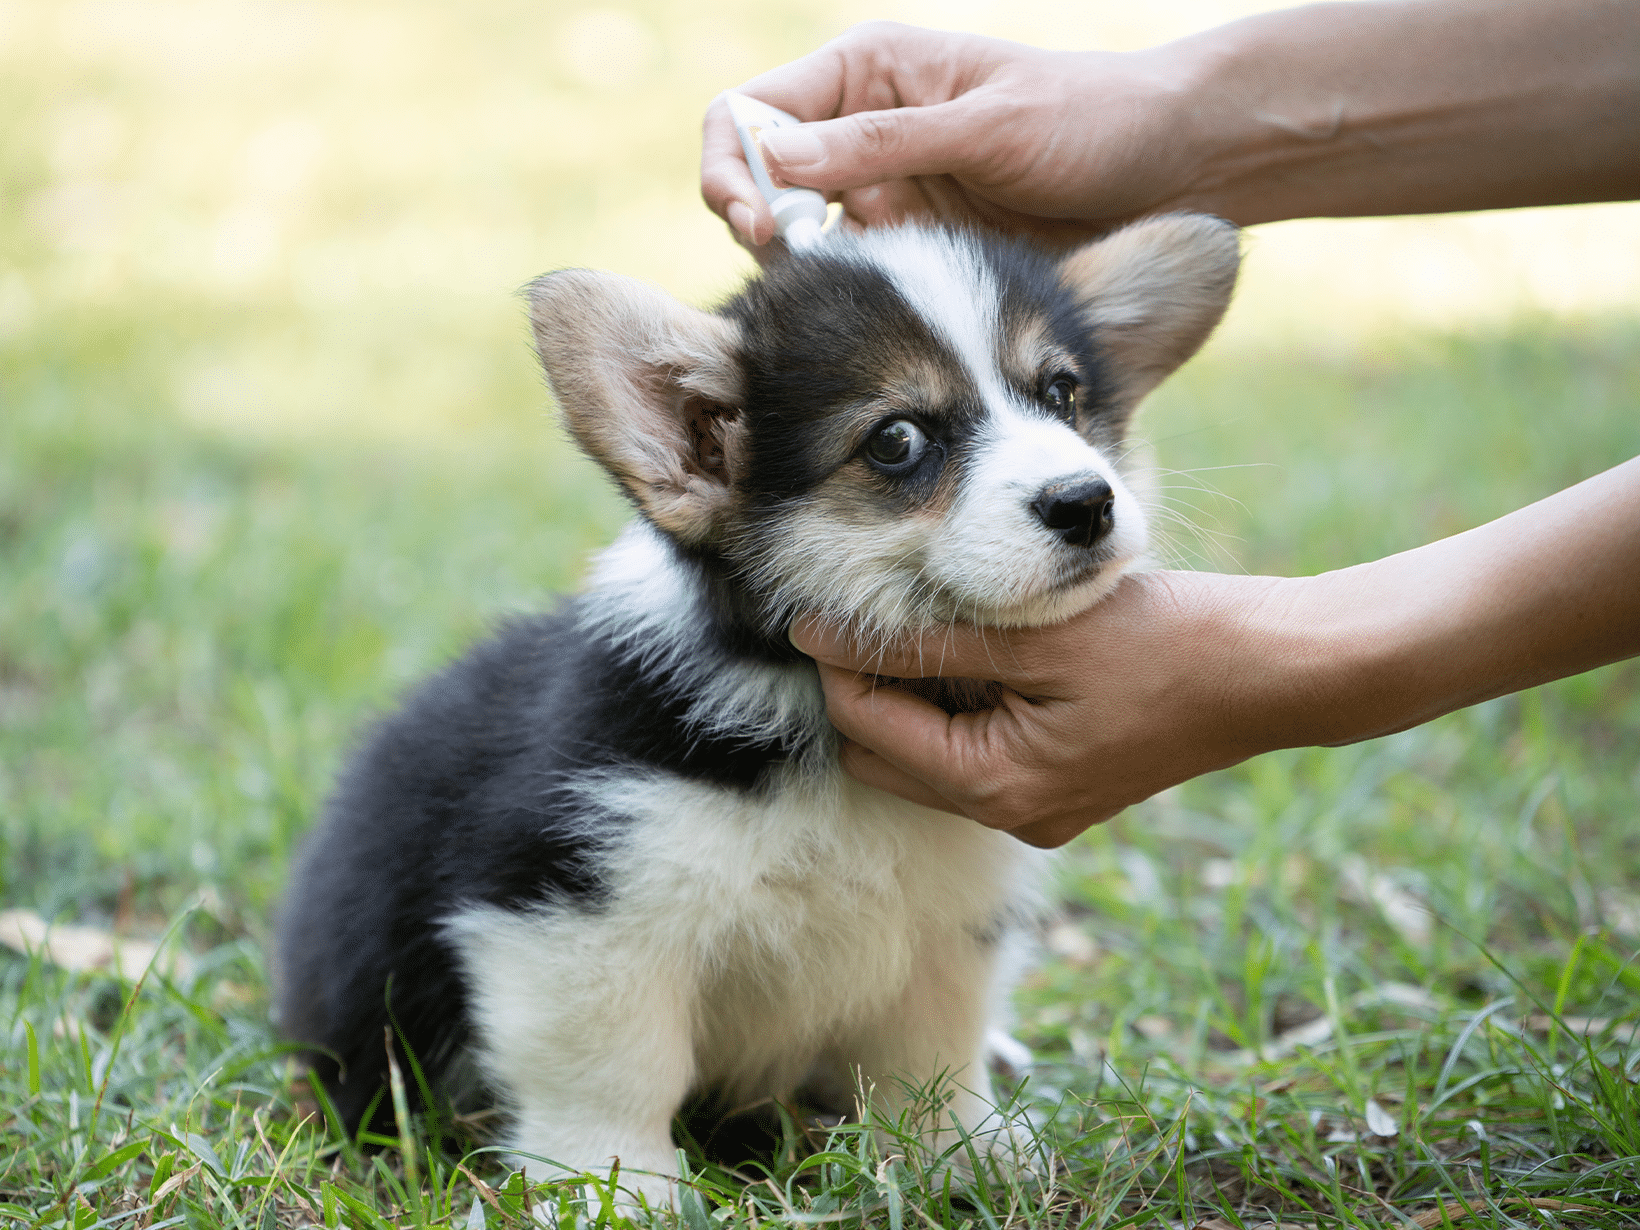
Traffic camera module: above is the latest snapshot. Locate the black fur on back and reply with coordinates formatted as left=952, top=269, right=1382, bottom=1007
left=275, top=583, right=808, bottom=1131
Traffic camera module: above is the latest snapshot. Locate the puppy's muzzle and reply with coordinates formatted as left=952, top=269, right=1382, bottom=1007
left=1031, top=475, right=1115, bottom=549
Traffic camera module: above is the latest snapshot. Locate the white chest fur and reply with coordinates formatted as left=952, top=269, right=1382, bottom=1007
left=443, top=761, right=1046, bottom=1187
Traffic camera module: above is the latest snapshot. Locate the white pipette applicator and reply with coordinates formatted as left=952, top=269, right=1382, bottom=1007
left=721, top=91, right=830, bottom=252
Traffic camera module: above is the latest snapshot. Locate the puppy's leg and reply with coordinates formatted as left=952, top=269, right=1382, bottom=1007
left=820, top=929, right=1016, bottom=1162
left=449, top=908, right=697, bottom=1212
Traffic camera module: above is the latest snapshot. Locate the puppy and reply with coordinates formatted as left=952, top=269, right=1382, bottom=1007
left=275, top=215, right=1238, bottom=1204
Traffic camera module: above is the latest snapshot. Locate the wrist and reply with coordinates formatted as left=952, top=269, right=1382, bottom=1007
left=1200, top=569, right=1432, bottom=756
left=1123, top=571, right=1322, bottom=765
left=1202, top=574, right=1347, bottom=756
left=1109, top=37, right=1238, bottom=220
left=1144, top=1, right=1485, bottom=226
left=1248, top=558, right=1491, bottom=751
left=1213, top=458, right=1640, bottom=756
left=1137, top=13, right=1305, bottom=225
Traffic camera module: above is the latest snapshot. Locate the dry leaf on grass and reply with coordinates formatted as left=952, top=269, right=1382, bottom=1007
left=1363, top=1097, right=1399, bottom=1137
left=1340, top=856, right=1433, bottom=946
left=1225, top=982, right=1438, bottom=1065
left=0, top=908, right=193, bottom=982
left=152, top=1162, right=202, bottom=1204
left=1044, top=919, right=1098, bottom=964
left=1197, top=1198, right=1599, bottom=1230
left=1133, top=1014, right=1174, bottom=1041
left=1409, top=1198, right=1600, bottom=1227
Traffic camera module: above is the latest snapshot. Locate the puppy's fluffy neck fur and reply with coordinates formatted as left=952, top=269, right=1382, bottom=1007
left=578, top=520, right=834, bottom=774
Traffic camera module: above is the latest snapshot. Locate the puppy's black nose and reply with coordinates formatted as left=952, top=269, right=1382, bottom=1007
left=1031, top=476, right=1115, bottom=549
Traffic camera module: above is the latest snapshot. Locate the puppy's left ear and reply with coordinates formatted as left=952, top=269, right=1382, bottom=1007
left=1060, top=213, right=1240, bottom=416
left=528, top=270, right=746, bottom=546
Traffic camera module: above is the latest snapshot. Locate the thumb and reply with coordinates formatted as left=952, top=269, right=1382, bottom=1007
left=757, top=101, right=992, bottom=193
left=813, top=660, right=1002, bottom=803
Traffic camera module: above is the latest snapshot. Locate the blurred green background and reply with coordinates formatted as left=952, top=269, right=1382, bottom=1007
left=2, top=0, right=1637, bottom=984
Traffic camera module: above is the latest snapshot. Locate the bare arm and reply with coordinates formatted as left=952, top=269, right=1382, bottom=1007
left=1174, top=0, right=1640, bottom=223
left=702, top=0, right=1640, bottom=245
left=793, top=458, right=1640, bottom=847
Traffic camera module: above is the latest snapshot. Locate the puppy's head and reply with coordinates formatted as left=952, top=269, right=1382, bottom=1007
left=529, top=216, right=1237, bottom=636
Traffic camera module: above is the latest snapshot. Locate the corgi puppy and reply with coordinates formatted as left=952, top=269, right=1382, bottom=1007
left=276, top=215, right=1239, bottom=1205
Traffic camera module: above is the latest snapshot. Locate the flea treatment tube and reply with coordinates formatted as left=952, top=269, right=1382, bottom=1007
left=721, top=90, right=830, bottom=251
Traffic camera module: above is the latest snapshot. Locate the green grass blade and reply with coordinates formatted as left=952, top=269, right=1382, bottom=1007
left=24, top=1019, right=41, bottom=1097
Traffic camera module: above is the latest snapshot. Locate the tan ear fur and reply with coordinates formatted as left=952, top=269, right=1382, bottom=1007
left=528, top=270, right=746, bottom=544
left=1060, top=214, right=1240, bottom=412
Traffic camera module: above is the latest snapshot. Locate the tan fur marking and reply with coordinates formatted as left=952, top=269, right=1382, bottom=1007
left=999, top=314, right=1086, bottom=424
left=999, top=316, right=1072, bottom=389
left=817, top=359, right=974, bottom=469
left=1059, top=214, right=1240, bottom=412
left=879, top=358, right=970, bottom=414
left=808, top=433, right=967, bottom=527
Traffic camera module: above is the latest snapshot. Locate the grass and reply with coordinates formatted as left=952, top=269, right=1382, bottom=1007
left=4, top=0, right=1640, bottom=1223
left=5, top=303, right=1639, bottom=1226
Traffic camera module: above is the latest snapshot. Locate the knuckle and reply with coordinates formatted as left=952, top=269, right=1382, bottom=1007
left=949, top=752, right=1039, bottom=831
left=699, top=179, right=729, bottom=213
left=848, top=109, right=904, bottom=162
left=947, top=751, right=1006, bottom=808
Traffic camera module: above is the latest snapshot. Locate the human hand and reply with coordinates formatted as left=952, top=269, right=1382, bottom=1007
left=700, top=22, right=1203, bottom=250
left=704, top=5, right=1640, bottom=252
left=790, top=570, right=1298, bottom=848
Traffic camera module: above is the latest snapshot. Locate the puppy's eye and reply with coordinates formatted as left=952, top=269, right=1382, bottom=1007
left=865, top=419, right=928, bottom=470
left=1044, top=376, right=1077, bottom=423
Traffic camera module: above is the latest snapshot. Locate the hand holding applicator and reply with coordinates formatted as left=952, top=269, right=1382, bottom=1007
left=721, top=91, right=830, bottom=252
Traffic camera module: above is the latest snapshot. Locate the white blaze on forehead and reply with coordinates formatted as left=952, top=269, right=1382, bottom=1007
left=840, top=227, right=1006, bottom=399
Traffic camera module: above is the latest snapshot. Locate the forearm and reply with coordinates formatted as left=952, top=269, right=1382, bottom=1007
left=1152, top=0, right=1640, bottom=225
left=1245, top=457, right=1640, bottom=751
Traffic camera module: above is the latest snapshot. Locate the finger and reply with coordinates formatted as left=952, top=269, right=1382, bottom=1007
left=815, top=661, right=963, bottom=772
left=701, top=94, right=776, bottom=246
left=701, top=22, right=906, bottom=240
left=792, top=614, right=1042, bottom=687
left=837, top=741, right=964, bottom=815
left=820, top=664, right=1098, bottom=842
left=727, top=22, right=946, bottom=124
left=812, top=661, right=1021, bottom=810
left=755, top=100, right=1000, bottom=196
left=838, top=181, right=926, bottom=229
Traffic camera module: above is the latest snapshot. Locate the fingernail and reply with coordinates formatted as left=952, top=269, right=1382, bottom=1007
left=758, top=127, right=824, bottom=171
left=787, top=618, right=810, bottom=653
left=787, top=612, right=821, bottom=654
left=726, top=199, right=759, bottom=243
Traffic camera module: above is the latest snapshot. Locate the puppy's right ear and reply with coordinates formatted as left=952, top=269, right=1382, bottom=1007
left=528, top=270, right=746, bottom=546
